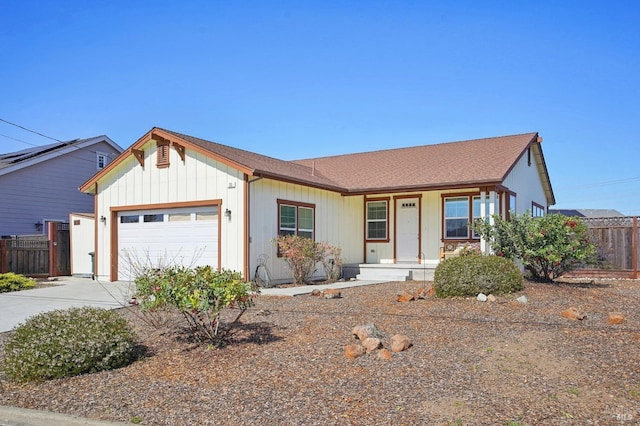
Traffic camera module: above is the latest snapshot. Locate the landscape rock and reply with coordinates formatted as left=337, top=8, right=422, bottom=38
left=487, top=294, right=497, bottom=302
left=477, top=293, right=488, bottom=302
left=607, top=312, right=625, bottom=325
left=396, top=290, right=417, bottom=302
left=362, top=337, right=382, bottom=352
left=352, top=323, right=382, bottom=341
left=378, top=348, right=392, bottom=360
left=390, top=334, right=412, bottom=352
left=561, top=307, right=585, bottom=320
left=310, top=289, right=322, bottom=297
left=323, top=289, right=341, bottom=299
left=345, top=344, right=366, bottom=359
left=516, top=295, right=528, bottom=304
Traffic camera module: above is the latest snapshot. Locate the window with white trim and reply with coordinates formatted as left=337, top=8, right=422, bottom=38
left=444, top=197, right=470, bottom=239
left=96, top=152, right=107, bottom=170
left=366, top=200, right=388, bottom=240
left=278, top=200, right=315, bottom=240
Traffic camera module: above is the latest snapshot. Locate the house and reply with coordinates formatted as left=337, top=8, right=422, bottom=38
left=0, top=136, right=123, bottom=237
left=549, top=209, right=625, bottom=218
left=80, top=128, right=555, bottom=283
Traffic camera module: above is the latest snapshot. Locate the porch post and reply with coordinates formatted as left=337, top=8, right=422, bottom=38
left=479, top=190, right=487, bottom=254
left=486, top=190, right=497, bottom=255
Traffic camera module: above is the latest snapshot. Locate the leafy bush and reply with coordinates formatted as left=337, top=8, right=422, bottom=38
left=473, top=212, right=597, bottom=282
left=134, top=266, right=257, bottom=345
left=3, top=307, right=137, bottom=382
left=434, top=255, right=523, bottom=298
left=0, top=273, right=36, bottom=293
left=275, top=235, right=343, bottom=284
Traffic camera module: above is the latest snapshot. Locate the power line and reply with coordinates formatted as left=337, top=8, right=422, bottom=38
left=0, top=117, right=63, bottom=143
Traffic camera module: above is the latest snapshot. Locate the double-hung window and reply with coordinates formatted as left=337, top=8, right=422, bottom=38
left=278, top=200, right=315, bottom=240
left=444, top=197, right=471, bottom=239
left=366, top=199, right=388, bottom=240
left=96, top=152, right=107, bottom=170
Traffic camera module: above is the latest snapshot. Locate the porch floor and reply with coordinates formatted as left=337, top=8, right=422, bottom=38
left=344, top=261, right=439, bottom=282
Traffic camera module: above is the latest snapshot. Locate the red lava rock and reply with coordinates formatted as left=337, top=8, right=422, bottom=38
left=362, top=337, right=382, bottom=352
left=323, top=289, right=341, bottom=299
left=345, top=344, right=366, bottom=359
left=396, top=291, right=416, bottom=302
left=607, top=312, right=625, bottom=325
left=378, top=348, right=392, bottom=360
left=390, top=334, right=412, bottom=352
left=562, top=307, right=585, bottom=320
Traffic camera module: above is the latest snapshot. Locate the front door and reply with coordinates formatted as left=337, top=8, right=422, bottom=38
left=396, top=198, right=420, bottom=262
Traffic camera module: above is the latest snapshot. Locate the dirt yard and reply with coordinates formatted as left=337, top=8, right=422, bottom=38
left=1, top=279, right=639, bottom=425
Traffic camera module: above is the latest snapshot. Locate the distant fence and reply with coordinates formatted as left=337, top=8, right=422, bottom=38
left=572, top=216, right=639, bottom=279
left=0, top=222, right=71, bottom=277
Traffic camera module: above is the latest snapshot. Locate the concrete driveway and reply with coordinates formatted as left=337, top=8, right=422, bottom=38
left=0, top=277, right=133, bottom=333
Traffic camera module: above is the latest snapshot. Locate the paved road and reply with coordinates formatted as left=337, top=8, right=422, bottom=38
left=0, top=277, right=132, bottom=333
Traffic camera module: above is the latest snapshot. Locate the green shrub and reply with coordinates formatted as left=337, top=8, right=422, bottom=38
left=473, top=212, right=597, bottom=282
left=3, top=307, right=137, bottom=382
left=434, top=255, right=523, bottom=298
left=134, top=266, right=257, bottom=345
left=0, top=273, right=36, bottom=293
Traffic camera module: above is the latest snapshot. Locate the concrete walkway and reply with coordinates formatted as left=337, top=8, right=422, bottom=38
left=0, top=277, right=132, bottom=333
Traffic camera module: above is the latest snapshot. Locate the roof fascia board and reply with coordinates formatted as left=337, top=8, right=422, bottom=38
left=1, top=136, right=122, bottom=178
left=80, top=127, right=255, bottom=193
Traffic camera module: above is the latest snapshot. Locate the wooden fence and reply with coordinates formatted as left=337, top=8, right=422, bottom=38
left=0, top=222, right=71, bottom=277
left=572, top=216, right=639, bottom=279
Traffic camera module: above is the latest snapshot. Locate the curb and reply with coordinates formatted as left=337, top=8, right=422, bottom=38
left=0, top=405, right=128, bottom=426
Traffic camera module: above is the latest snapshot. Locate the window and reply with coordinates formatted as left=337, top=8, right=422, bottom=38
left=532, top=202, right=545, bottom=217
left=196, top=210, right=218, bottom=221
left=366, top=200, right=388, bottom=240
left=120, top=215, right=139, bottom=224
left=143, top=214, right=164, bottom=223
left=278, top=200, right=315, bottom=239
left=472, top=196, right=489, bottom=238
left=156, top=141, right=170, bottom=168
left=96, top=153, right=107, bottom=170
left=509, top=193, right=517, bottom=215
left=168, top=213, right=191, bottom=222
left=444, top=197, right=470, bottom=239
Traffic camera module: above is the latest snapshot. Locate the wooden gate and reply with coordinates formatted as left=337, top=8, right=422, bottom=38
left=0, top=222, right=71, bottom=277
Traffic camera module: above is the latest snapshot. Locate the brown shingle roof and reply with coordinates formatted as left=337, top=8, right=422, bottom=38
left=163, top=129, right=540, bottom=194
left=293, top=132, right=539, bottom=193
left=83, top=128, right=547, bottom=199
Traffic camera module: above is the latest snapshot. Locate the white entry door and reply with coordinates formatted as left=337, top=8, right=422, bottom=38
left=117, top=206, right=218, bottom=281
left=396, top=198, right=419, bottom=262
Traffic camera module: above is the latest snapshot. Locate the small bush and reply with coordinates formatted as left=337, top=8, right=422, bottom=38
left=3, top=307, right=137, bottom=382
left=0, top=273, right=36, bottom=293
left=134, top=266, right=257, bottom=345
left=434, top=255, right=523, bottom=298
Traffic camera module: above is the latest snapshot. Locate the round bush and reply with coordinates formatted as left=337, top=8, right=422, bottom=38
left=3, top=307, right=137, bottom=382
left=434, top=255, right=523, bottom=298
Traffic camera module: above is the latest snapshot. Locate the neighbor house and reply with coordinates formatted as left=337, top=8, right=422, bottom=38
left=0, top=136, right=123, bottom=237
left=549, top=209, right=624, bottom=218
left=80, top=128, right=555, bottom=283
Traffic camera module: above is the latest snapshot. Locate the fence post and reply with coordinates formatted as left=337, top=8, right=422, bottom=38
left=633, top=216, right=638, bottom=280
left=48, top=222, right=58, bottom=277
left=0, top=240, right=6, bottom=274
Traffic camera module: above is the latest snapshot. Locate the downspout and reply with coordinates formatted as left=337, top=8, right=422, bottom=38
left=246, top=175, right=264, bottom=281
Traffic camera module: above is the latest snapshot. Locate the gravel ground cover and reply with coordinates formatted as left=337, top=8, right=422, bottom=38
left=1, top=279, right=639, bottom=425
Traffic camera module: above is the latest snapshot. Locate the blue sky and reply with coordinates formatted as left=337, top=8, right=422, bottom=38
left=1, top=1, right=639, bottom=214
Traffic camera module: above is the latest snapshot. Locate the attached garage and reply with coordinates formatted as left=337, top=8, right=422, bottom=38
left=116, top=205, right=220, bottom=281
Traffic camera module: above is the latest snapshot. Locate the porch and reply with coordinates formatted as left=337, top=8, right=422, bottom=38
left=344, top=261, right=440, bottom=282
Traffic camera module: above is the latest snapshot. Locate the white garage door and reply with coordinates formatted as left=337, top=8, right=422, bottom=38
left=118, top=206, right=218, bottom=281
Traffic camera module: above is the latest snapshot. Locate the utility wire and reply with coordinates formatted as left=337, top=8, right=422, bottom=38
left=0, top=117, right=63, bottom=143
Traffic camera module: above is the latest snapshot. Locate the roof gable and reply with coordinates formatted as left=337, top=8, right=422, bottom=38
left=0, top=136, right=123, bottom=177
left=81, top=127, right=553, bottom=203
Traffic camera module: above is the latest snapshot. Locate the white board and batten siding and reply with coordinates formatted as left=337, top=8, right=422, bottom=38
left=69, top=213, right=95, bottom=277
left=248, top=178, right=363, bottom=283
left=502, top=147, right=549, bottom=215
left=94, top=140, right=245, bottom=282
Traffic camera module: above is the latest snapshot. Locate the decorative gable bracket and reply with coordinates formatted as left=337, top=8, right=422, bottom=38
left=131, top=148, right=144, bottom=167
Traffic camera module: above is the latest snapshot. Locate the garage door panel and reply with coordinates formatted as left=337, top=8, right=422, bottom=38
left=118, top=207, right=218, bottom=281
